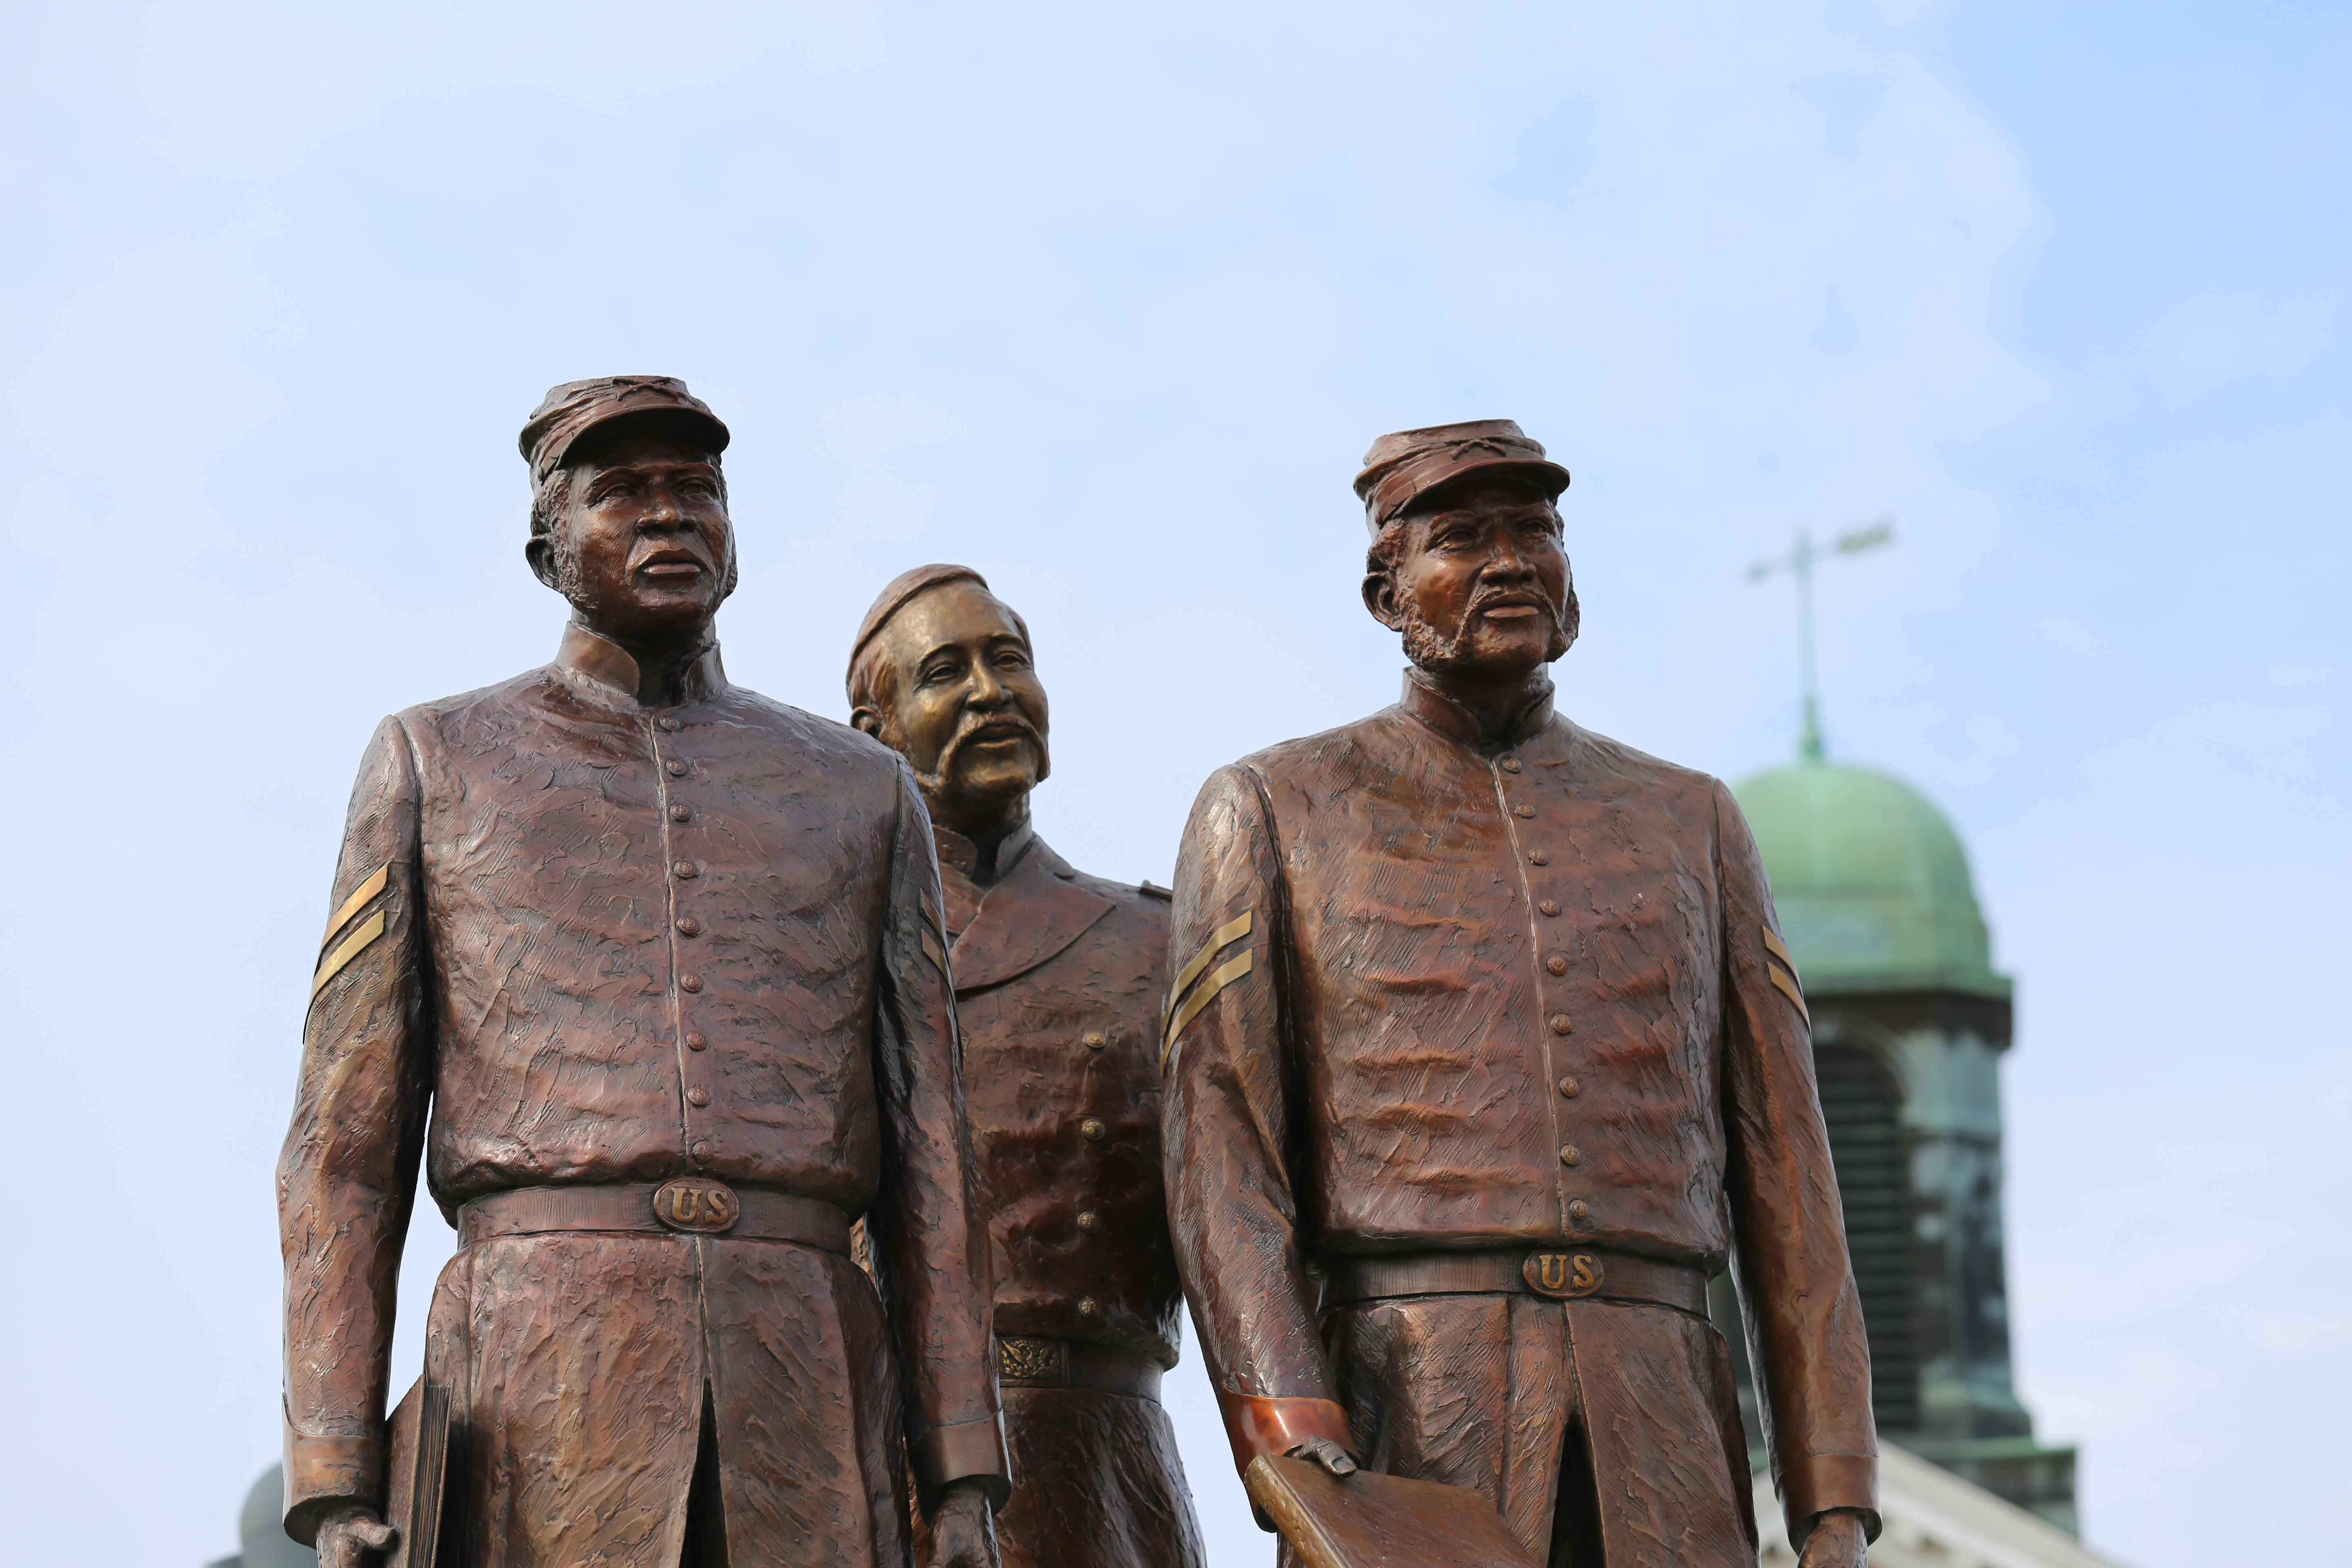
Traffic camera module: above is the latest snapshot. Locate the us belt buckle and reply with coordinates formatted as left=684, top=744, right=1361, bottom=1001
left=653, top=1176, right=739, bottom=1234
left=997, top=1336, right=1069, bottom=1386
left=1524, top=1250, right=1605, bottom=1299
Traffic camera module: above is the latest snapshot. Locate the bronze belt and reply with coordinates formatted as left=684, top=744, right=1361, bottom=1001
left=1317, top=1247, right=1711, bottom=1316
left=995, top=1335, right=1164, bottom=1401
left=458, top=1179, right=853, bottom=1254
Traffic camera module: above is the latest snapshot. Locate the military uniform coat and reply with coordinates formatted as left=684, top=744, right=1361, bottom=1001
left=278, top=626, right=1007, bottom=1568
left=931, top=827, right=1205, bottom=1568
left=1161, top=672, right=1877, bottom=1565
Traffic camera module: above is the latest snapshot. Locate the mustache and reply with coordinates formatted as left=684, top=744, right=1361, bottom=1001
left=939, top=711, right=1041, bottom=758
left=1466, top=587, right=1557, bottom=622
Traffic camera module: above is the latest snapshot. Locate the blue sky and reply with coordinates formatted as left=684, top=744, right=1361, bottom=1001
left=1, top=4, right=2343, bottom=1565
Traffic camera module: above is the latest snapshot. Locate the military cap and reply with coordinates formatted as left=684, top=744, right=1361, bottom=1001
left=1353, top=418, right=1569, bottom=532
left=519, top=375, right=730, bottom=489
left=846, top=564, right=998, bottom=697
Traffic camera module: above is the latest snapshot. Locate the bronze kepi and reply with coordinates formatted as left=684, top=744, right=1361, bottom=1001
left=1160, top=420, right=1880, bottom=1568
left=849, top=565, right=1207, bottom=1568
left=278, top=379, right=1007, bottom=1568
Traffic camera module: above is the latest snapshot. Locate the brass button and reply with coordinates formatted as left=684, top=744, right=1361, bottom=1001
left=1077, top=1210, right=1103, bottom=1233
left=1559, top=1144, right=1581, bottom=1166
left=1515, top=804, right=1536, bottom=819
left=1549, top=1013, right=1573, bottom=1035
left=1080, top=1118, right=1108, bottom=1142
left=1568, top=1199, right=1590, bottom=1221
left=666, top=758, right=689, bottom=777
left=687, top=1086, right=711, bottom=1107
left=1501, top=757, right=1522, bottom=773
left=1083, top=1030, right=1107, bottom=1051
left=1077, top=1296, right=1101, bottom=1317
left=673, top=859, right=698, bottom=878
left=686, top=1033, right=708, bottom=1051
left=1546, top=956, right=1568, bottom=976
left=680, top=973, right=703, bottom=992
left=1558, top=1076, right=1581, bottom=1097
left=658, top=715, right=683, bottom=733
left=1528, top=850, right=1550, bottom=866
left=690, top=1139, right=713, bottom=1160
left=677, top=916, right=701, bottom=936
left=669, top=803, right=691, bottom=822
left=1539, top=899, right=1560, bottom=916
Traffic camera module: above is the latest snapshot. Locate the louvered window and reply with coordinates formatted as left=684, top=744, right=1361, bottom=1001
left=1813, top=1043, right=1919, bottom=1434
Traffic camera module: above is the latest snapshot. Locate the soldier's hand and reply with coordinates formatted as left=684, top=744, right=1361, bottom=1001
left=921, top=1478, right=1000, bottom=1568
left=1289, top=1436, right=1359, bottom=1478
left=313, top=1503, right=398, bottom=1568
left=1796, top=1507, right=1869, bottom=1568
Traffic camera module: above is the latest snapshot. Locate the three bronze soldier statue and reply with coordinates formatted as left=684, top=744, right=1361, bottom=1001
left=278, top=382, right=1880, bottom=1568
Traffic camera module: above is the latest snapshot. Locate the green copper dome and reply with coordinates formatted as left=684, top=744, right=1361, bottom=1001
left=1731, top=761, right=2010, bottom=1000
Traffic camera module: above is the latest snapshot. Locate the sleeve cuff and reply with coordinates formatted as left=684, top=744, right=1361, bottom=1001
left=1777, top=1452, right=1881, bottom=1546
left=281, top=1428, right=383, bottom=1545
left=1215, top=1390, right=1354, bottom=1479
left=909, top=1413, right=1013, bottom=1514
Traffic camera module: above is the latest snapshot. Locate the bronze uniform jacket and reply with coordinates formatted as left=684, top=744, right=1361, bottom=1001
left=1160, top=673, right=1876, bottom=1542
left=935, top=828, right=1183, bottom=1366
left=935, top=828, right=1206, bottom=1568
left=278, top=626, right=1006, bottom=1564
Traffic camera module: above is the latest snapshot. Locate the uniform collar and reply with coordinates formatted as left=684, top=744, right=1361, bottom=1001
left=554, top=622, right=727, bottom=706
left=938, top=831, right=1115, bottom=993
left=1398, top=667, right=1557, bottom=753
left=931, top=819, right=1037, bottom=897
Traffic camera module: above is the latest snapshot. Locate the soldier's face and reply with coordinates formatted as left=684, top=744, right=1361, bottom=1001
left=537, top=425, right=735, bottom=641
left=866, top=583, right=1051, bottom=815
left=1365, top=481, right=1573, bottom=678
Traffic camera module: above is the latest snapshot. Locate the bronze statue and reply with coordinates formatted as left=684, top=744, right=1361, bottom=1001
left=848, top=566, right=1207, bottom=1568
left=1159, top=421, right=1880, bottom=1568
left=278, top=379, right=1008, bottom=1568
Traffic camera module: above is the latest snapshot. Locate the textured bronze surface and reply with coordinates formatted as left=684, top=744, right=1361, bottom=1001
left=281, top=385, right=1005, bottom=1568
left=1164, top=427, right=1877, bottom=1568
left=1243, top=1454, right=1540, bottom=1568
left=852, top=566, right=1204, bottom=1568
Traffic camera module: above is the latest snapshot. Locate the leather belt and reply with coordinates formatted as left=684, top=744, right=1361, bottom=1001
left=1318, top=1247, right=1711, bottom=1316
left=995, top=1335, right=1164, bottom=1401
left=459, top=1179, right=852, bottom=1254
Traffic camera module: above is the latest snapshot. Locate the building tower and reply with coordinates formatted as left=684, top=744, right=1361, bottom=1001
left=1718, top=756, right=2078, bottom=1532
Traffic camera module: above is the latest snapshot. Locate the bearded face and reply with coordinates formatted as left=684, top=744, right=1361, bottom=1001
left=1366, top=478, right=1577, bottom=680
left=852, top=581, right=1051, bottom=826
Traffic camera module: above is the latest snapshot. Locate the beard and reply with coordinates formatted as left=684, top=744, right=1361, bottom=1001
left=1397, top=582, right=1580, bottom=673
left=551, top=533, right=739, bottom=624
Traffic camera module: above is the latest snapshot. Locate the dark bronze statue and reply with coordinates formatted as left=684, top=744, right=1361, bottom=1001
left=1160, top=421, right=1880, bottom=1568
left=278, top=379, right=1008, bottom=1568
left=848, top=566, right=1207, bottom=1568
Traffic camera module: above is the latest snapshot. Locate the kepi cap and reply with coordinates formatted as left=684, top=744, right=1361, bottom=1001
left=847, top=564, right=996, bottom=697
left=1354, top=419, right=1568, bottom=532
left=519, top=376, right=730, bottom=489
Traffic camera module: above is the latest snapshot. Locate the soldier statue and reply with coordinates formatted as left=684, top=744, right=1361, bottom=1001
left=278, top=379, right=1007, bottom=1568
left=1160, top=421, right=1880, bottom=1568
left=848, top=565, right=1207, bottom=1568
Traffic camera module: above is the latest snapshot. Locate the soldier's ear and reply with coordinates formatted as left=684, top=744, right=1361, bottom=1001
left=850, top=706, right=884, bottom=739
left=526, top=535, right=561, bottom=592
left=1362, top=564, right=1405, bottom=632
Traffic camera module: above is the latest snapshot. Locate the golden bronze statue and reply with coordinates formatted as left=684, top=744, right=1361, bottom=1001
left=849, top=565, right=1206, bottom=1568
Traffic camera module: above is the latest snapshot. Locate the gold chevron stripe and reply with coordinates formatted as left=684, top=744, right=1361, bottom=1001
left=1762, top=926, right=1797, bottom=969
left=1160, top=951, right=1254, bottom=1068
left=921, top=931, right=950, bottom=978
left=1168, top=911, right=1253, bottom=1012
left=1766, top=962, right=1810, bottom=1024
left=321, top=864, right=390, bottom=952
left=312, top=911, right=388, bottom=998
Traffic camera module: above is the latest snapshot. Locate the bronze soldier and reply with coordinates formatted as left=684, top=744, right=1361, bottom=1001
left=1160, top=421, right=1879, bottom=1568
left=279, top=379, right=1008, bottom=1568
left=847, top=566, right=1206, bottom=1568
